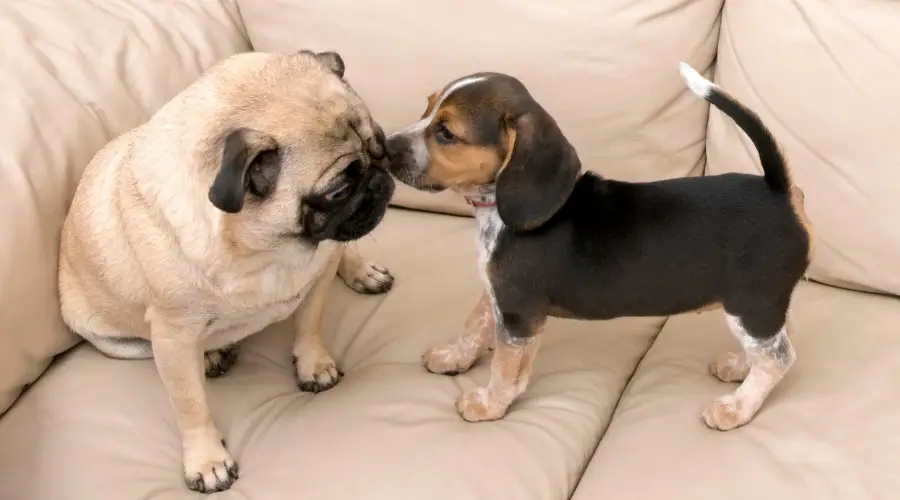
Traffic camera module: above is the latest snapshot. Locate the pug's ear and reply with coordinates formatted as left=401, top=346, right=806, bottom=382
left=314, top=51, right=345, bottom=78
left=297, top=49, right=345, bottom=78
left=208, top=128, right=278, bottom=213
left=495, top=111, right=581, bottom=232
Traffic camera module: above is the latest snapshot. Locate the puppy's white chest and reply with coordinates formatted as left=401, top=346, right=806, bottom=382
left=475, top=208, right=504, bottom=287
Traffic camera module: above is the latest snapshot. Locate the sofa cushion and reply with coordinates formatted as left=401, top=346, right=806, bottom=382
left=705, top=0, right=900, bottom=296
left=0, top=209, right=663, bottom=500
left=0, top=0, right=249, bottom=416
left=238, top=0, right=725, bottom=216
left=571, top=281, right=900, bottom=499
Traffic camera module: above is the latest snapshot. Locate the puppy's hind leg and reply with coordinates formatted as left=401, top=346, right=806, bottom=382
left=702, top=305, right=796, bottom=431
left=337, top=241, right=394, bottom=294
left=423, top=291, right=495, bottom=375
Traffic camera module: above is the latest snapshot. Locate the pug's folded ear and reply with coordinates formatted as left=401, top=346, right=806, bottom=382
left=314, top=51, right=345, bottom=78
left=297, top=49, right=345, bottom=78
left=208, top=128, right=278, bottom=214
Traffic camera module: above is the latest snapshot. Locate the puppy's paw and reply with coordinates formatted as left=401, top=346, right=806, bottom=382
left=456, top=388, right=508, bottom=422
left=341, top=261, right=394, bottom=294
left=701, top=394, right=752, bottom=431
left=709, top=351, right=750, bottom=383
left=204, top=345, right=239, bottom=378
left=293, top=350, right=343, bottom=393
left=423, top=343, right=478, bottom=376
left=183, top=435, right=239, bottom=493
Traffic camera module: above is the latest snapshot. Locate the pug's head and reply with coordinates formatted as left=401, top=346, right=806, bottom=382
left=204, top=50, right=395, bottom=249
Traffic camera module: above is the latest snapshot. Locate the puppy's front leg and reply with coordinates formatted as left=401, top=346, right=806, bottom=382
left=293, top=248, right=343, bottom=393
left=150, top=316, right=237, bottom=493
left=423, top=292, right=495, bottom=375
left=456, top=310, right=543, bottom=422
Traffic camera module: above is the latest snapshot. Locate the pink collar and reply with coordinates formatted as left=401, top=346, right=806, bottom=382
left=466, top=197, right=497, bottom=208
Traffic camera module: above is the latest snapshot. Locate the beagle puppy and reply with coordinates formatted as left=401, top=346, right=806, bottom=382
left=384, top=63, right=813, bottom=431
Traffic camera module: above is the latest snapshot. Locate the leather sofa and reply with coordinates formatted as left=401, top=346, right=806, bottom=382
left=1, top=1, right=898, bottom=498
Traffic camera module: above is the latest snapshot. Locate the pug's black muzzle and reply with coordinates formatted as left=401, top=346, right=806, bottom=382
left=303, top=165, right=395, bottom=243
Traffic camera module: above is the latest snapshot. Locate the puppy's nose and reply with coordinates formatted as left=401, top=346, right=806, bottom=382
left=385, top=134, right=408, bottom=160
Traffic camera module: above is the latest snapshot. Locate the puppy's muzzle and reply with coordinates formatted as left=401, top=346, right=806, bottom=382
left=385, top=133, right=442, bottom=192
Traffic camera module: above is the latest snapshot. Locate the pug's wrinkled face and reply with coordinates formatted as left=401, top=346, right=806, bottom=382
left=207, top=50, right=395, bottom=250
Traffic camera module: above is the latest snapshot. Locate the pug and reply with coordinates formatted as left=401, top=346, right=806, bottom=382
left=57, top=50, right=395, bottom=493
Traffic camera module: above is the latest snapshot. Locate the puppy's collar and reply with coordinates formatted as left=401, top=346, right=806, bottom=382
left=463, top=188, right=496, bottom=208
left=466, top=196, right=496, bottom=208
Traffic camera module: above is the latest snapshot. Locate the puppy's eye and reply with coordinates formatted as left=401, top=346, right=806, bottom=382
left=434, top=123, right=457, bottom=145
left=324, top=182, right=351, bottom=202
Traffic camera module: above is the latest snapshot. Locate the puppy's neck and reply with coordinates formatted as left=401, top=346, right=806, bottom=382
left=460, top=184, right=497, bottom=210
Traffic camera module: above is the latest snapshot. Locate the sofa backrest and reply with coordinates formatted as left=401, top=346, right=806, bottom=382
left=706, top=0, right=900, bottom=296
left=0, top=0, right=249, bottom=416
left=239, top=0, right=726, bottom=216
left=243, top=0, right=900, bottom=298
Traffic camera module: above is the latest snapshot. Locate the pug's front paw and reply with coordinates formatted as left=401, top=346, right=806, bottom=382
left=341, top=260, right=394, bottom=294
left=183, top=432, right=239, bottom=493
left=293, top=348, right=343, bottom=393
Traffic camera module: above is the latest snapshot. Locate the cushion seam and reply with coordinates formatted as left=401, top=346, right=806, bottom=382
left=566, top=315, right=671, bottom=499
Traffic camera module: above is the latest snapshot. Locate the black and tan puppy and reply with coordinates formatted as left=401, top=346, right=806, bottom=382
left=385, top=63, right=813, bottom=431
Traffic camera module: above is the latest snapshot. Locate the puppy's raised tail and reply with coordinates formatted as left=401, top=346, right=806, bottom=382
left=679, top=62, right=790, bottom=194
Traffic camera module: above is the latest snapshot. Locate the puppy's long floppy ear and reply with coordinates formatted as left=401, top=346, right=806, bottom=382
left=208, top=128, right=278, bottom=214
left=495, top=111, right=581, bottom=232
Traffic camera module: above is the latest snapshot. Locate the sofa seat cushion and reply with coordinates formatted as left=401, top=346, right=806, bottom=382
left=238, top=0, right=725, bottom=216
left=0, top=209, right=663, bottom=500
left=571, top=281, right=900, bottom=499
left=0, top=0, right=249, bottom=416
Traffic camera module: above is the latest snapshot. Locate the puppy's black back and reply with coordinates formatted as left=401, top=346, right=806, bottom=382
left=490, top=172, right=810, bottom=333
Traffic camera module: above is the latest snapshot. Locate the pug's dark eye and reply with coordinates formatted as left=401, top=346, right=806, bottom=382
left=324, top=182, right=351, bottom=202
left=434, top=122, right=456, bottom=144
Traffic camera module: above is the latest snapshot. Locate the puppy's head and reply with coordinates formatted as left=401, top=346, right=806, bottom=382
left=385, top=73, right=580, bottom=231
left=204, top=50, right=394, bottom=248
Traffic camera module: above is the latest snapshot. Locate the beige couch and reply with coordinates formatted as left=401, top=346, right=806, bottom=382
left=2, top=0, right=899, bottom=498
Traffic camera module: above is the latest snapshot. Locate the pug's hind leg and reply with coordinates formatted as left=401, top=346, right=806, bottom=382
left=204, top=344, right=239, bottom=378
left=338, top=242, right=394, bottom=294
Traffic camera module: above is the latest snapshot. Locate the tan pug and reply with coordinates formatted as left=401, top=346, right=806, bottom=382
left=57, top=50, right=395, bottom=493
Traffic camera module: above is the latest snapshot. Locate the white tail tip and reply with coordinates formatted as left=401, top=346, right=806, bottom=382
left=679, top=62, right=713, bottom=98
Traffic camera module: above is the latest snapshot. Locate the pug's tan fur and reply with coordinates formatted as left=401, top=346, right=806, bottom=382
left=58, top=50, right=394, bottom=493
